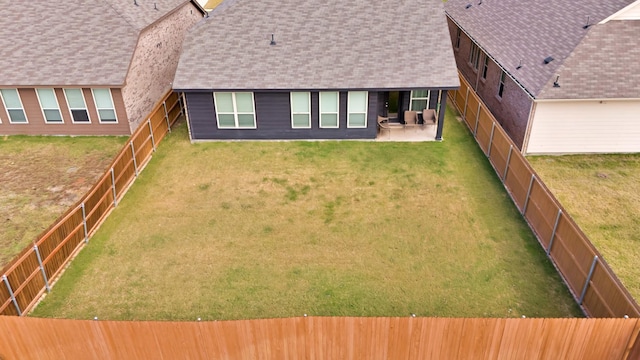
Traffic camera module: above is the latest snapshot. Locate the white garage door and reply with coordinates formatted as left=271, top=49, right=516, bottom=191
left=525, top=100, right=640, bottom=154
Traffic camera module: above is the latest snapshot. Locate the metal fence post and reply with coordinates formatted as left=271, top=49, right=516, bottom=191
left=473, top=108, right=480, bottom=137
left=487, top=122, right=496, bottom=157
left=463, top=87, right=470, bottom=118
left=579, top=255, right=599, bottom=304
left=130, top=142, right=138, bottom=177
left=547, top=209, right=563, bottom=255
left=2, top=275, right=21, bottom=316
left=503, top=145, right=513, bottom=181
left=111, top=168, right=118, bottom=207
left=148, top=119, right=156, bottom=152
left=81, top=203, right=89, bottom=243
left=34, top=245, right=51, bottom=292
left=163, top=102, right=171, bottom=133
left=522, top=174, right=536, bottom=215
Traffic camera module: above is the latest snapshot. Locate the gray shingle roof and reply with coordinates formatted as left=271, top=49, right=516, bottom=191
left=538, top=20, right=640, bottom=99
left=0, top=0, right=191, bottom=87
left=445, top=0, right=636, bottom=99
left=173, top=0, right=460, bottom=91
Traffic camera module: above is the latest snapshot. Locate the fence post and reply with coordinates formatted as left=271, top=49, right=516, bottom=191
left=474, top=102, right=481, bottom=136
left=463, top=87, right=470, bottom=119
left=111, top=168, right=118, bottom=207
left=2, top=275, right=21, bottom=316
left=580, top=255, right=599, bottom=304
left=148, top=119, right=156, bottom=152
left=163, top=101, right=171, bottom=133
left=547, top=209, right=562, bottom=255
left=33, top=245, right=51, bottom=292
left=487, top=122, right=496, bottom=157
left=130, top=142, right=138, bottom=177
left=503, top=145, right=513, bottom=181
left=522, top=174, right=535, bottom=215
left=81, top=203, right=89, bottom=243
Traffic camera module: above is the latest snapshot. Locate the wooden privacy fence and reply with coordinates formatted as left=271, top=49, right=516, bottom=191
left=449, top=73, right=640, bottom=318
left=0, top=316, right=638, bottom=359
left=0, top=91, right=183, bottom=317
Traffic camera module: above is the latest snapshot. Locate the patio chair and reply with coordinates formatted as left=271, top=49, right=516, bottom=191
left=377, top=115, right=402, bottom=139
left=422, top=109, right=437, bottom=128
left=403, top=111, right=419, bottom=132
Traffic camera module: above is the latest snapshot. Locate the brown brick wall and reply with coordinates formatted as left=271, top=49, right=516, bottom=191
left=0, top=88, right=130, bottom=135
left=447, top=18, right=532, bottom=149
left=121, top=2, right=203, bottom=133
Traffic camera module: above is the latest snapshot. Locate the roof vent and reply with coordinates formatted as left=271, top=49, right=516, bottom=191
left=270, top=34, right=276, bottom=46
left=583, top=16, right=591, bottom=29
left=516, top=59, right=522, bottom=70
left=133, top=0, right=138, bottom=5
left=478, top=0, right=482, bottom=4
left=154, top=2, right=158, bottom=10
left=553, top=76, right=560, bottom=87
left=465, top=4, right=472, bottom=9
left=543, top=56, right=554, bottom=64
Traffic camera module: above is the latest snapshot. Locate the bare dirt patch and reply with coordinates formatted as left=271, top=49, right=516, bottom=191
left=0, top=136, right=126, bottom=267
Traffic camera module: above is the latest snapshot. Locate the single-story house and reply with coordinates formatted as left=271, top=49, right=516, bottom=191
left=173, top=0, right=460, bottom=141
left=0, top=0, right=205, bottom=136
left=445, top=0, right=640, bottom=154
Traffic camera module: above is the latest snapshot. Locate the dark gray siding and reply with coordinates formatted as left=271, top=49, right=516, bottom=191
left=185, top=92, right=216, bottom=140
left=185, top=91, right=378, bottom=140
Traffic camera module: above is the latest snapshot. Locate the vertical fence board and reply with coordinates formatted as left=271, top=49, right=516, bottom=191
left=0, top=91, right=180, bottom=316
left=449, top=72, right=640, bottom=318
left=0, top=317, right=638, bottom=358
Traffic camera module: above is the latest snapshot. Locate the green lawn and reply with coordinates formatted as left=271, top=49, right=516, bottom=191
left=31, top=108, right=581, bottom=320
left=528, top=154, right=640, bottom=301
left=0, top=135, right=127, bottom=268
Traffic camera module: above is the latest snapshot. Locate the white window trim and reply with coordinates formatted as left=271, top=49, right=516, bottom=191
left=91, top=88, right=118, bottom=124
left=469, top=43, right=481, bottom=70
left=409, top=90, right=431, bottom=111
left=64, top=88, right=91, bottom=124
left=319, top=91, right=340, bottom=129
left=290, top=92, right=311, bottom=129
left=498, top=71, right=506, bottom=98
left=0, top=89, right=28, bottom=124
left=36, top=88, right=63, bottom=124
left=214, top=92, right=257, bottom=129
left=347, top=91, right=368, bottom=129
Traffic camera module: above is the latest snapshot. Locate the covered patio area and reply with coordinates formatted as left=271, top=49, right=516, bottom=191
left=376, top=121, right=439, bottom=141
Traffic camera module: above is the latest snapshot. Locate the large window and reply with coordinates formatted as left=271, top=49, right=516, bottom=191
left=469, top=42, right=481, bottom=70
left=36, top=88, right=63, bottom=123
left=0, top=89, right=27, bottom=123
left=92, top=89, right=118, bottom=123
left=319, top=92, right=339, bottom=128
left=347, top=91, right=367, bottom=128
left=498, top=71, right=506, bottom=98
left=214, top=92, right=256, bottom=129
left=409, top=90, right=430, bottom=111
left=64, top=89, right=90, bottom=123
left=291, top=92, right=311, bottom=128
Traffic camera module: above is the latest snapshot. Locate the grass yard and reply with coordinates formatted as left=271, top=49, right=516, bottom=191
left=528, top=154, right=640, bottom=301
left=0, top=135, right=127, bottom=268
left=32, top=108, right=581, bottom=320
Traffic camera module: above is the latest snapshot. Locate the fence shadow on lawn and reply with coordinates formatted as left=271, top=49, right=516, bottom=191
left=449, top=72, right=640, bottom=319
left=0, top=91, right=183, bottom=316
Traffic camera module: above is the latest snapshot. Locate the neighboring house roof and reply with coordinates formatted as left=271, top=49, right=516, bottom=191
left=0, top=0, right=198, bottom=87
left=538, top=20, right=640, bottom=99
left=173, top=0, right=459, bottom=91
left=444, top=0, right=637, bottom=99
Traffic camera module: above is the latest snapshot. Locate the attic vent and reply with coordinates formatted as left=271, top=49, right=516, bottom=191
left=465, top=4, right=472, bottom=9
left=543, top=56, right=554, bottom=64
